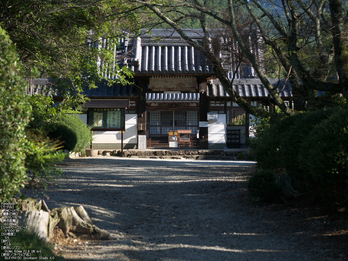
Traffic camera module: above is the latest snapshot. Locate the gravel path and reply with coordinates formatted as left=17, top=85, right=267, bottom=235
left=42, top=157, right=347, bottom=261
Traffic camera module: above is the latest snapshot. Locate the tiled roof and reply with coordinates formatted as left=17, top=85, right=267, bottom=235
left=130, top=45, right=213, bottom=74
left=207, top=78, right=292, bottom=98
left=83, top=80, right=139, bottom=98
left=145, top=78, right=293, bottom=101
left=27, top=78, right=293, bottom=100
left=83, top=99, right=130, bottom=108
left=95, top=29, right=261, bottom=78
left=127, top=29, right=213, bottom=74
left=26, top=79, right=138, bottom=98
left=146, top=92, right=200, bottom=102
left=26, top=78, right=58, bottom=96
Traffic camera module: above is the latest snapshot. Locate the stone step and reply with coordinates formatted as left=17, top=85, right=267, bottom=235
left=110, top=148, right=251, bottom=160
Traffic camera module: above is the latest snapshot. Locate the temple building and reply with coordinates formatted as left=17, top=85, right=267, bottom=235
left=28, top=29, right=293, bottom=150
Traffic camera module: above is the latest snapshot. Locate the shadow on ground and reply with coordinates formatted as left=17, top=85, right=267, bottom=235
left=39, top=157, right=348, bottom=261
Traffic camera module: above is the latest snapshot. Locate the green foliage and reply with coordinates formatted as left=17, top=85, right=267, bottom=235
left=0, top=26, right=31, bottom=202
left=0, top=229, right=58, bottom=260
left=29, top=96, right=92, bottom=153
left=28, top=95, right=60, bottom=131
left=298, top=107, right=348, bottom=208
left=248, top=169, right=282, bottom=202
left=249, top=106, right=348, bottom=210
left=237, top=152, right=245, bottom=160
left=0, top=0, right=139, bottom=79
left=250, top=114, right=296, bottom=170
left=279, top=109, right=335, bottom=190
left=49, top=124, right=77, bottom=152
left=0, top=0, right=139, bottom=110
left=229, top=114, right=246, bottom=125
left=48, top=114, right=92, bottom=152
left=25, top=131, right=65, bottom=193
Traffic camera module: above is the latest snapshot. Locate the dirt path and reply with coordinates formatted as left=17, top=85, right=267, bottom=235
left=43, top=157, right=347, bottom=261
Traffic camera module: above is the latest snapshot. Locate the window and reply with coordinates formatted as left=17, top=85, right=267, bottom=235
left=89, top=108, right=125, bottom=130
left=187, top=111, right=197, bottom=125
left=149, top=111, right=161, bottom=126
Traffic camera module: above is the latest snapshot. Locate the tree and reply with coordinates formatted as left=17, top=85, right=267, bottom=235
left=0, top=1, right=141, bottom=238
left=0, top=0, right=141, bottom=201
left=0, top=26, right=31, bottom=202
left=0, top=0, right=140, bottom=99
left=128, top=0, right=348, bottom=115
left=245, top=0, right=348, bottom=110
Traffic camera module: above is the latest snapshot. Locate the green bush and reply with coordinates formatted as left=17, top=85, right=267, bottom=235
left=49, top=122, right=78, bottom=151
left=298, top=107, right=348, bottom=208
left=279, top=109, right=334, bottom=191
left=25, top=131, right=65, bottom=192
left=28, top=94, right=60, bottom=131
left=49, top=114, right=92, bottom=152
left=248, top=169, right=283, bottom=202
left=0, top=27, right=31, bottom=202
left=250, top=114, right=297, bottom=170
left=237, top=152, right=245, bottom=160
left=249, top=107, right=348, bottom=209
left=0, top=229, right=59, bottom=261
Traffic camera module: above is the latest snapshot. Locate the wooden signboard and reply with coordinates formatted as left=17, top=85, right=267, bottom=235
left=150, top=76, right=196, bottom=92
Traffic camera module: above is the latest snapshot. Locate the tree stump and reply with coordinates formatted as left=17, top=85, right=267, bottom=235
left=20, top=210, right=50, bottom=241
left=16, top=198, right=110, bottom=241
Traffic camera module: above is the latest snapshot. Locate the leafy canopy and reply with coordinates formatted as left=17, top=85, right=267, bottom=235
left=0, top=0, right=141, bottom=95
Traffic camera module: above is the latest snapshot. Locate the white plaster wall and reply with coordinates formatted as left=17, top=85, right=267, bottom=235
left=92, top=114, right=137, bottom=144
left=92, top=131, right=118, bottom=144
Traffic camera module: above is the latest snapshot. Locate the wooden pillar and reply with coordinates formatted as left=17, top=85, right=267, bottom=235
left=121, top=130, right=124, bottom=155
left=136, top=77, right=148, bottom=136
left=224, top=98, right=227, bottom=115
left=198, top=80, right=208, bottom=149
left=245, top=100, right=250, bottom=141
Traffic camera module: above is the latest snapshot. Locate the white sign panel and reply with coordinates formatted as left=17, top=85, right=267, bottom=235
left=208, top=114, right=226, bottom=144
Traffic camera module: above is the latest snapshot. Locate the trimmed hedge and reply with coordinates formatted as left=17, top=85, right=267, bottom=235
left=48, top=114, right=92, bottom=152
left=278, top=109, right=334, bottom=190
left=249, top=107, right=348, bottom=210
left=250, top=114, right=297, bottom=170
left=298, top=107, right=348, bottom=207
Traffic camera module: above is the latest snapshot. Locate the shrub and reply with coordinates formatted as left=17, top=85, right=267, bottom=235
left=49, top=114, right=92, bottom=152
left=250, top=114, right=297, bottom=170
left=248, top=169, right=283, bottom=202
left=49, top=122, right=78, bottom=151
left=0, top=228, right=58, bottom=260
left=298, top=107, right=348, bottom=209
left=237, top=152, right=245, bottom=160
left=0, top=27, right=31, bottom=202
left=28, top=94, right=60, bottom=131
left=249, top=107, right=348, bottom=209
left=231, top=113, right=246, bottom=125
left=279, top=109, right=335, bottom=191
left=25, top=131, right=65, bottom=192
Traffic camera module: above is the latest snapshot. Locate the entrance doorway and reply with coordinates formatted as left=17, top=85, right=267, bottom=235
left=148, top=110, right=198, bottom=147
